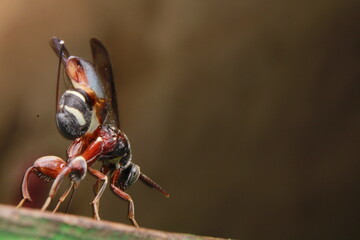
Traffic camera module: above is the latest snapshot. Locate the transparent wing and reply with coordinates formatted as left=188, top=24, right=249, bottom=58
left=50, top=36, right=107, bottom=98
left=90, top=38, right=120, bottom=128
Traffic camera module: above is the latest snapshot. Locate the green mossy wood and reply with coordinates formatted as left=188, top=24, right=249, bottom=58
left=0, top=204, right=228, bottom=240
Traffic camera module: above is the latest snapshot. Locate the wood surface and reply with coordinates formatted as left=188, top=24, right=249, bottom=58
left=0, top=204, right=228, bottom=240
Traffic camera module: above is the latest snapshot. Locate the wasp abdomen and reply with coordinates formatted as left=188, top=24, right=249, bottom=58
left=56, top=89, right=92, bottom=139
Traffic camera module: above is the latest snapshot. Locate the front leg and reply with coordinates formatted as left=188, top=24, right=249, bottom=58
left=52, top=181, right=76, bottom=213
left=17, top=156, right=66, bottom=208
left=110, top=168, right=139, bottom=228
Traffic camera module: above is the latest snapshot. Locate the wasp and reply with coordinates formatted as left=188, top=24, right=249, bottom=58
left=17, top=37, right=169, bottom=227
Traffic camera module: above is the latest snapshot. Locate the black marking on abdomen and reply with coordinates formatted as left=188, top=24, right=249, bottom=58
left=56, top=89, right=92, bottom=139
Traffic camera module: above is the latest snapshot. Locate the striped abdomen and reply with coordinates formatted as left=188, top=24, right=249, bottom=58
left=56, top=89, right=92, bottom=139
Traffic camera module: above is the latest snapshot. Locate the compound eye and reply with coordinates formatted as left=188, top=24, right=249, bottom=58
left=119, top=163, right=140, bottom=189
left=128, top=164, right=140, bottom=186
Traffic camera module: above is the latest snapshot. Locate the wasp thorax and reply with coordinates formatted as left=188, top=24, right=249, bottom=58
left=110, top=132, right=133, bottom=169
left=117, top=134, right=132, bottom=168
left=99, top=127, right=132, bottom=169
left=56, top=89, right=92, bottom=139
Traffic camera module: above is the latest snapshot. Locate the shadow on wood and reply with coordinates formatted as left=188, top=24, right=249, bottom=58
left=0, top=204, right=228, bottom=240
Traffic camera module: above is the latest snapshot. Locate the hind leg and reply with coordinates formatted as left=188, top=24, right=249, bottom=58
left=17, top=156, right=66, bottom=208
left=52, top=181, right=75, bottom=213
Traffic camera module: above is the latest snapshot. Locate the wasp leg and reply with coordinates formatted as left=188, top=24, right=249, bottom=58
left=110, top=169, right=139, bottom=228
left=52, top=181, right=75, bottom=213
left=88, top=167, right=108, bottom=220
left=93, top=165, right=110, bottom=219
left=17, top=167, right=35, bottom=208
left=17, top=156, right=66, bottom=208
left=41, top=155, right=87, bottom=211
left=40, top=137, right=103, bottom=212
left=41, top=166, right=72, bottom=211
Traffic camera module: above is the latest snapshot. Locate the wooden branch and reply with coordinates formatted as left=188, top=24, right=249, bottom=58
left=0, top=204, right=227, bottom=240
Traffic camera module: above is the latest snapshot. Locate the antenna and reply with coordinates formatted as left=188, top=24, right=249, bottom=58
left=56, top=40, right=65, bottom=113
left=139, top=173, right=170, bottom=198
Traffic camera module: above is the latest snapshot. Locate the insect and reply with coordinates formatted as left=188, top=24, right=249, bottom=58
left=17, top=37, right=169, bottom=227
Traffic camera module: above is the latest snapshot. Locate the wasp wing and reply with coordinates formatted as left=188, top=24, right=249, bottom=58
left=90, top=38, right=120, bottom=128
left=50, top=36, right=107, bottom=97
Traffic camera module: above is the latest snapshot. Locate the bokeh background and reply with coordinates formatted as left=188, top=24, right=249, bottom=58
left=0, top=0, right=359, bottom=239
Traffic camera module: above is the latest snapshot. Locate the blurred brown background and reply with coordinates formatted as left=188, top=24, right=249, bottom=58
left=0, top=0, right=359, bottom=239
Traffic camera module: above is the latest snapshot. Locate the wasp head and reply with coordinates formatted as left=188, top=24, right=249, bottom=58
left=118, top=163, right=141, bottom=190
